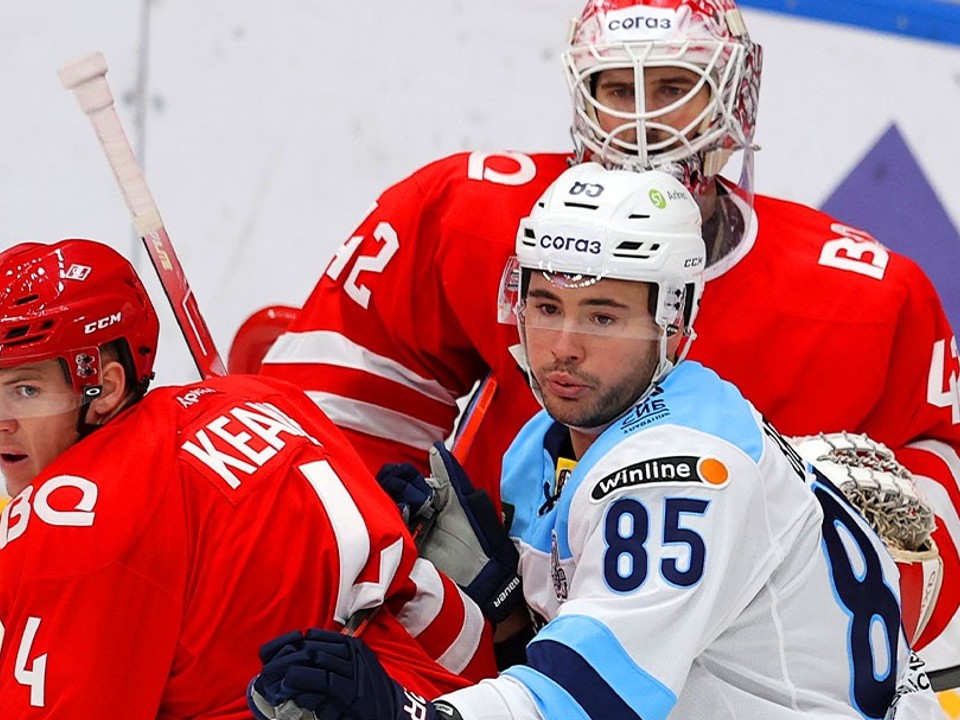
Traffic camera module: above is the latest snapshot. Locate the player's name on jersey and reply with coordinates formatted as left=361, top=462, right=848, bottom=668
left=180, top=400, right=321, bottom=489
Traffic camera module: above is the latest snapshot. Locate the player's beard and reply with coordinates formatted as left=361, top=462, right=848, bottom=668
left=531, top=351, right=659, bottom=432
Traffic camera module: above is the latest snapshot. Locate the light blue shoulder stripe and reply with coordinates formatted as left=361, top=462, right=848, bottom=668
left=501, top=412, right=557, bottom=549
left=502, top=665, right=593, bottom=720
left=501, top=411, right=588, bottom=558
left=506, top=614, right=677, bottom=720
left=576, top=362, right=764, bottom=479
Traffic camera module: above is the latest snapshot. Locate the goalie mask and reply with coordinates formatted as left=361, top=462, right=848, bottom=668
left=564, top=0, right=761, bottom=268
left=499, top=163, right=705, bottom=426
left=0, top=239, right=159, bottom=415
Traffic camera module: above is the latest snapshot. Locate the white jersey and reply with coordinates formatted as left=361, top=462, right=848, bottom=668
left=440, top=362, right=942, bottom=720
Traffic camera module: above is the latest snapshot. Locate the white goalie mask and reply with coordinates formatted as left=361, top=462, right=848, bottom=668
left=564, top=0, right=761, bottom=186
left=499, top=163, right=705, bottom=418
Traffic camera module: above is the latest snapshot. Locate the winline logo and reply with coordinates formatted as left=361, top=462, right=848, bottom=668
left=591, top=455, right=729, bottom=500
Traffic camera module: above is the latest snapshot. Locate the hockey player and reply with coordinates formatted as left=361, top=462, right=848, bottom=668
left=247, top=0, right=960, bottom=676
left=0, top=239, right=493, bottom=718
left=247, top=165, right=944, bottom=720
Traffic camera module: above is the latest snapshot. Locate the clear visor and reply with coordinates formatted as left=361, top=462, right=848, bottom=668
left=498, top=257, right=663, bottom=341
left=0, top=357, right=85, bottom=421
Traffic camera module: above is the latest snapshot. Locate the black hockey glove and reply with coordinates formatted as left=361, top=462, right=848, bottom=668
left=376, top=460, right=440, bottom=543
left=247, top=629, right=463, bottom=720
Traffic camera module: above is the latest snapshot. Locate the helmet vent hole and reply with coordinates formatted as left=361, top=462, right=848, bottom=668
left=4, top=335, right=48, bottom=347
left=13, top=294, right=39, bottom=306
left=4, top=325, right=30, bottom=340
left=563, top=201, right=600, bottom=210
left=612, top=240, right=658, bottom=260
left=628, top=213, right=651, bottom=220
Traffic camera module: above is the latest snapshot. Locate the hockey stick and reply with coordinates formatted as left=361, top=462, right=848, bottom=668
left=57, top=52, right=226, bottom=379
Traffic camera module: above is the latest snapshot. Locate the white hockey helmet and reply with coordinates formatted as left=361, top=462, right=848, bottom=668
left=499, top=163, right=705, bottom=394
left=563, top=0, right=762, bottom=197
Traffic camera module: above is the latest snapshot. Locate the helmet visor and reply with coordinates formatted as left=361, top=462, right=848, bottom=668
left=0, top=357, right=84, bottom=421
left=499, top=257, right=662, bottom=341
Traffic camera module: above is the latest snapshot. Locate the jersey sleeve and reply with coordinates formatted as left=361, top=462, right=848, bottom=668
left=259, top=156, right=492, bottom=477
left=257, top=152, right=569, bottom=498
left=692, top=202, right=960, bottom=675
left=852, top=257, right=960, bottom=668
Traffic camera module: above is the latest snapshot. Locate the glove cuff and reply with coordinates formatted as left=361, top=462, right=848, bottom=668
left=466, top=563, right=524, bottom=625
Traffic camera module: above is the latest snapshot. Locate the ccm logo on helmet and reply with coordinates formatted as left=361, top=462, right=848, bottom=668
left=84, top=312, right=122, bottom=334
left=608, top=16, right=672, bottom=32
left=540, top=235, right=602, bottom=255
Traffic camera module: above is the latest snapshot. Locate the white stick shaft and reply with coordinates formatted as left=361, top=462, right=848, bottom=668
left=58, top=52, right=226, bottom=378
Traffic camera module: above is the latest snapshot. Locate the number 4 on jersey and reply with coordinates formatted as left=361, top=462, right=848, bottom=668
left=14, top=616, right=47, bottom=708
left=929, top=336, right=960, bottom=424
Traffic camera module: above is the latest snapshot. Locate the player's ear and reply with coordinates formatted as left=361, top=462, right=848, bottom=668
left=86, top=358, right=129, bottom=424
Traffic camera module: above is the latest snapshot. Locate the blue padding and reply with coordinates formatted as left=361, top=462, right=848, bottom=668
left=740, top=0, right=960, bottom=45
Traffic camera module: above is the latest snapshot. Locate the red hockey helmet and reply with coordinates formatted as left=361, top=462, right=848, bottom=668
left=0, top=239, right=159, bottom=398
left=564, top=0, right=762, bottom=192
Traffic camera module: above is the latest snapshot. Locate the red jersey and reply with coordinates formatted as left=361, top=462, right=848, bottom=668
left=259, top=151, right=960, bottom=672
left=0, top=374, right=492, bottom=718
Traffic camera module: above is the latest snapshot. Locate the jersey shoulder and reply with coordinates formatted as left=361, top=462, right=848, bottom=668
left=750, top=194, right=941, bottom=316
left=604, top=362, right=765, bottom=463
left=0, top=375, right=340, bottom=578
left=0, top=395, right=182, bottom=579
left=404, top=150, right=574, bottom=235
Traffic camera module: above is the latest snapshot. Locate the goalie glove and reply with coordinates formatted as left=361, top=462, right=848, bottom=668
left=790, top=432, right=943, bottom=643
left=377, top=443, right=523, bottom=625
left=247, top=629, right=465, bottom=720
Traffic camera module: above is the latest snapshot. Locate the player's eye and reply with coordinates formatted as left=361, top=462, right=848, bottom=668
left=14, top=385, right=40, bottom=399
left=650, top=82, right=695, bottom=109
left=591, top=313, right=618, bottom=328
left=534, top=302, right=561, bottom=317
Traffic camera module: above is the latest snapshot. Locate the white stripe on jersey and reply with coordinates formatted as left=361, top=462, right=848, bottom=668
left=399, top=558, right=445, bottom=635
left=436, top=584, right=488, bottom=675
left=306, top=391, right=447, bottom=451
left=300, top=459, right=371, bottom=624
left=264, top=330, right=458, bottom=406
left=398, top=559, right=488, bottom=675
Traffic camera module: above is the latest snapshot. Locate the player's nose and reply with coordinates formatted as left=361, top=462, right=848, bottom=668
left=550, top=327, right=587, bottom=362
